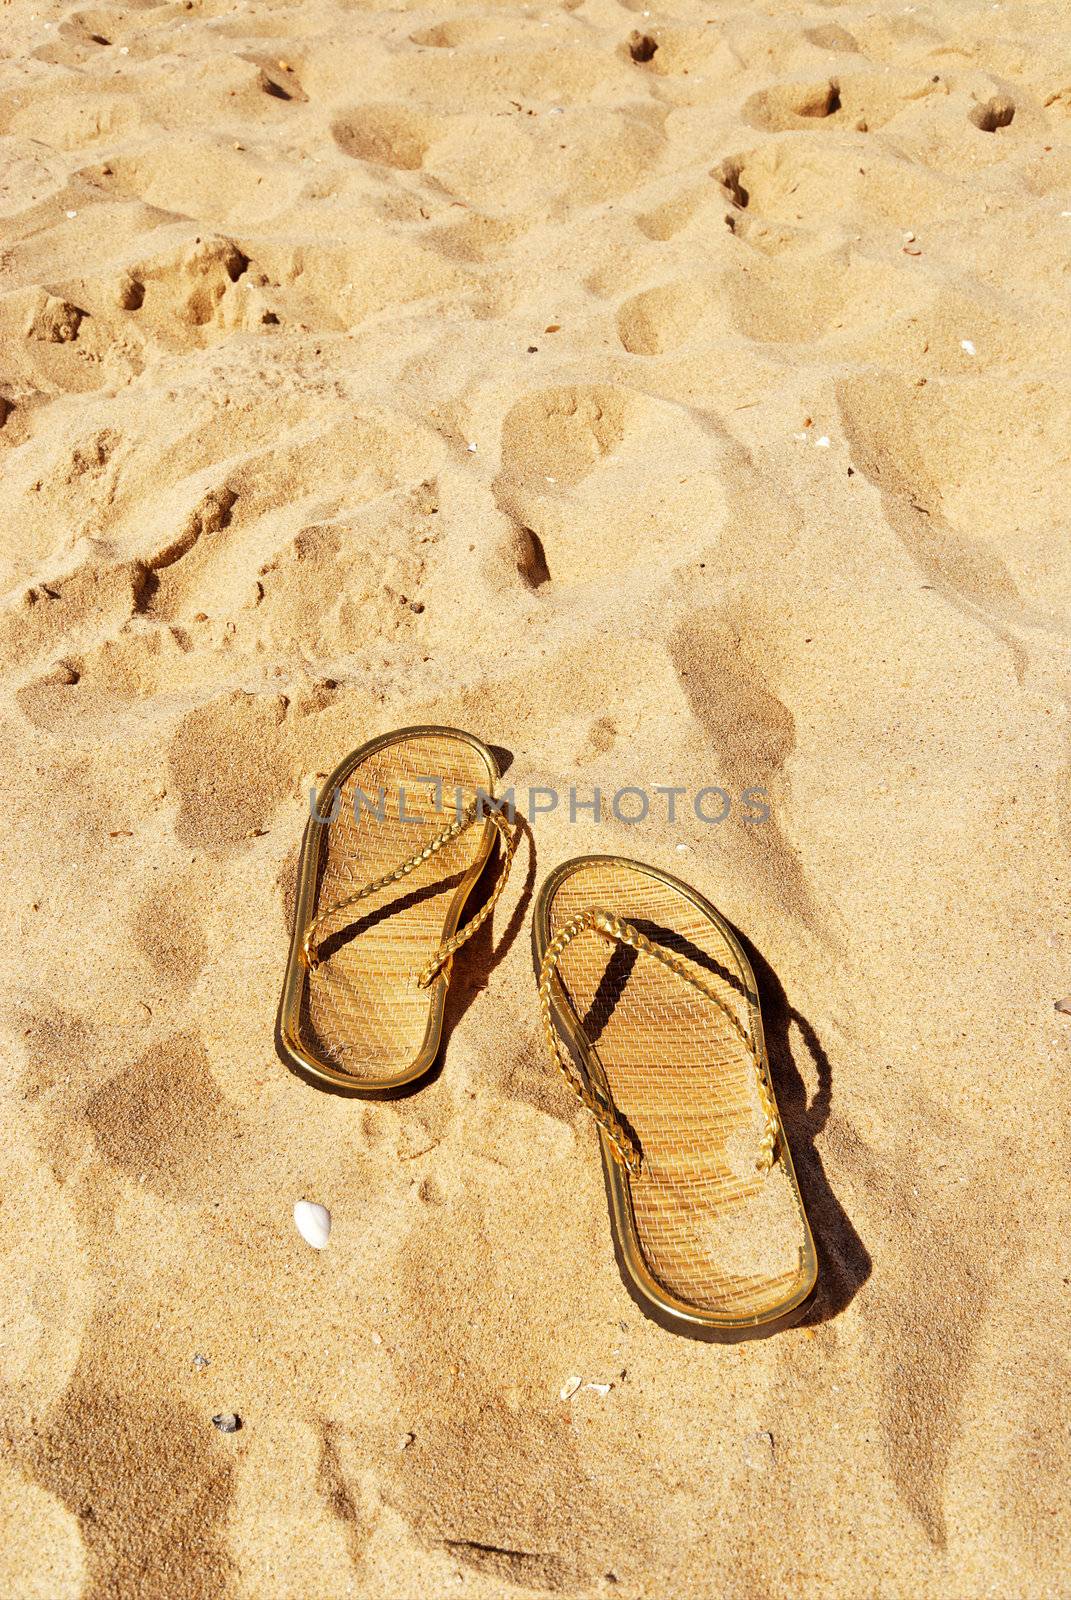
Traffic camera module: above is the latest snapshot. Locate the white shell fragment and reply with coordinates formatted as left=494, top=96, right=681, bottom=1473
left=961, top=339, right=977, bottom=356
left=294, top=1200, right=331, bottom=1249
left=559, top=1375, right=582, bottom=1400
left=584, top=1382, right=612, bottom=1397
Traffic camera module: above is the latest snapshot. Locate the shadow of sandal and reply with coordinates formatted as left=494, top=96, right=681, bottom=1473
left=732, top=929, right=871, bottom=1325
left=438, top=809, right=536, bottom=1060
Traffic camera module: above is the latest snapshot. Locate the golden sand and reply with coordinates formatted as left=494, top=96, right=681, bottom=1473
left=2, top=0, right=1069, bottom=1594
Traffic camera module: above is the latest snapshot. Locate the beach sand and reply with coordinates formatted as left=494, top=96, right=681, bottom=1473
left=2, top=0, right=1070, bottom=1594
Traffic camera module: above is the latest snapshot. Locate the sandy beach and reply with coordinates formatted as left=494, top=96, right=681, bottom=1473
left=2, top=0, right=1070, bottom=1593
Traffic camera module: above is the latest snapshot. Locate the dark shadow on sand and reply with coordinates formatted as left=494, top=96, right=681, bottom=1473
left=731, top=926, right=871, bottom=1325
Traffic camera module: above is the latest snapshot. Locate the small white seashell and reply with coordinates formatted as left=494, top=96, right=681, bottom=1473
left=559, top=1375, right=582, bottom=1400
left=814, top=435, right=831, bottom=448
left=903, top=230, right=916, bottom=242
left=293, top=1200, right=331, bottom=1249
left=66, top=210, right=77, bottom=219
left=584, top=1382, right=612, bottom=1397
left=961, top=339, right=976, bottom=356
left=466, top=441, right=477, bottom=452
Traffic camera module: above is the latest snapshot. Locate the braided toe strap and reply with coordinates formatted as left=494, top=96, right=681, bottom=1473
left=303, top=800, right=515, bottom=989
left=416, top=807, right=515, bottom=987
left=538, top=908, right=779, bottom=1178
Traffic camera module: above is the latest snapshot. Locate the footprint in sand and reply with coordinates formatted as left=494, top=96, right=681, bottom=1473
left=837, top=371, right=1071, bottom=635
left=866, top=1146, right=1017, bottom=1547
left=11, top=1354, right=236, bottom=1600
left=383, top=1214, right=618, bottom=1595
left=331, top=105, right=440, bottom=172
left=131, top=874, right=208, bottom=990
left=728, top=248, right=919, bottom=347
left=803, top=24, right=861, bottom=52
left=744, top=71, right=943, bottom=134
left=6, top=557, right=152, bottom=683
left=617, top=278, right=728, bottom=356
left=85, top=1035, right=244, bottom=1202
left=494, top=385, right=730, bottom=587
left=55, top=226, right=257, bottom=349
left=636, top=183, right=710, bottom=242
left=99, top=136, right=303, bottom=228
left=409, top=17, right=509, bottom=49
left=171, top=236, right=250, bottom=331
left=167, top=689, right=294, bottom=851
left=708, top=140, right=957, bottom=240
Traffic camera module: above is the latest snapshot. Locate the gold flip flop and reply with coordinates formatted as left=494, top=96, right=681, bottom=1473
left=277, top=725, right=514, bottom=1092
left=533, top=856, right=817, bottom=1339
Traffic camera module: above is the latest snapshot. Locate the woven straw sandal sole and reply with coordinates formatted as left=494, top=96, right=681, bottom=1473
left=277, top=725, right=506, bottom=1093
left=533, top=855, right=817, bottom=1340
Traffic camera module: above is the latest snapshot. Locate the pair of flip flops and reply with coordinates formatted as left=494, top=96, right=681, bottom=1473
left=277, top=725, right=817, bottom=1340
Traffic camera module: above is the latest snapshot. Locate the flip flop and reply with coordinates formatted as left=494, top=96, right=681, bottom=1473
left=278, top=725, right=514, bottom=1092
left=533, top=855, right=817, bottom=1339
